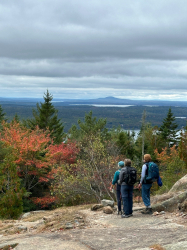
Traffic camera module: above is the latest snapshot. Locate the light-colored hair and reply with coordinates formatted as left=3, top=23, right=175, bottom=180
left=124, top=159, right=131, bottom=167
left=144, top=154, right=152, bottom=162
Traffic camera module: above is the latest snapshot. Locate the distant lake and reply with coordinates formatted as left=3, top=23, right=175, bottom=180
left=125, top=129, right=183, bottom=140
left=70, top=104, right=135, bottom=107
left=124, top=129, right=140, bottom=139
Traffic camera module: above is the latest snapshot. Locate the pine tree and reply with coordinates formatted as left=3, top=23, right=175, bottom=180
left=26, top=90, right=64, bottom=144
left=159, top=108, right=179, bottom=147
left=0, top=105, right=6, bottom=123
left=141, top=110, right=146, bottom=162
left=116, top=130, right=135, bottom=159
left=69, top=111, right=108, bottom=140
left=11, top=113, right=20, bottom=123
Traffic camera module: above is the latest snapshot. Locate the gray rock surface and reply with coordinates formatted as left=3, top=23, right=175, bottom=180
left=169, top=174, right=187, bottom=193
left=17, top=226, right=27, bottom=231
left=152, top=190, right=187, bottom=212
left=101, top=199, right=114, bottom=207
left=1, top=210, right=187, bottom=250
left=165, top=241, right=187, bottom=250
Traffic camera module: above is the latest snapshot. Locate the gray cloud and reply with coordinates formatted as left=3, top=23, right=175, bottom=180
left=0, top=0, right=187, bottom=99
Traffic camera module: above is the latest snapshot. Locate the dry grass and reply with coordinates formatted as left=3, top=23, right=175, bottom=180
left=0, top=204, right=92, bottom=235
left=0, top=223, right=16, bottom=234
left=36, top=204, right=91, bottom=232
left=149, top=244, right=166, bottom=250
left=22, top=204, right=91, bottom=222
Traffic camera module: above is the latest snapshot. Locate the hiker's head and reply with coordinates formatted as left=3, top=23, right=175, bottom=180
left=144, top=154, right=152, bottom=162
left=118, top=161, right=124, bottom=168
left=124, top=159, right=131, bottom=166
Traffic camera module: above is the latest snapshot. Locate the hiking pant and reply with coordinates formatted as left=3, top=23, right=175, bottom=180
left=121, top=184, right=133, bottom=215
left=142, top=183, right=152, bottom=207
left=116, top=184, right=122, bottom=212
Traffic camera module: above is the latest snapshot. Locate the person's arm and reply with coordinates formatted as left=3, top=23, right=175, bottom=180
left=110, top=171, right=119, bottom=191
left=138, top=164, right=147, bottom=188
left=140, top=164, right=147, bottom=184
left=112, top=171, right=119, bottom=185
left=109, top=182, right=114, bottom=191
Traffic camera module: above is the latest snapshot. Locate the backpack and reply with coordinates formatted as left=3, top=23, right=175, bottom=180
left=121, top=166, right=137, bottom=185
left=145, top=162, right=159, bottom=183
left=157, top=175, right=163, bottom=187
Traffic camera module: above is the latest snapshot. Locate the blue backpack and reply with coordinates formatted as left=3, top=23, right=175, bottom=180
left=145, top=162, right=159, bottom=183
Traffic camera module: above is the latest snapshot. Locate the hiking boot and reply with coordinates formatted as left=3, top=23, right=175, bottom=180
left=141, top=208, right=148, bottom=214
left=141, top=208, right=152, bottom=214
left=121, top=214, right=130, bottom=218
left=128, top=214, right=133, bottom=217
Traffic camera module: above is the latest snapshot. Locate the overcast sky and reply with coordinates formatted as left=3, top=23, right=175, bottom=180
left=1, top=0, right=187, bottom=100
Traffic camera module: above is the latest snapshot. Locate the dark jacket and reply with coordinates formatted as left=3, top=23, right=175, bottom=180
left=119, top=166, right=130, bottom=185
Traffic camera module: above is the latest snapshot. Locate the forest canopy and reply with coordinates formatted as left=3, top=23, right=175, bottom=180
left=0, top=91, right=186, bottom=219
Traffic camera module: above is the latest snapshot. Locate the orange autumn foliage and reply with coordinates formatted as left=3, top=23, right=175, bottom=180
left=47, top=141, right=79, bottom=165
left=155, top=145, right=178, bottom=165
left=0, top=121, right=52, bottom=190
left=154, top=145, right=186, bottom=191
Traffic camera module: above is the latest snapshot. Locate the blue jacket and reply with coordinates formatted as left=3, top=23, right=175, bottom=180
left=112, top=169, right=121, bottom=185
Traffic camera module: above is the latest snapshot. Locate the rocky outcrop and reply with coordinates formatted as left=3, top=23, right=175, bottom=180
left=152, top=190, right=187, bottom=212
left=169, top=174, right=187, bottom=193
left=151, top=192, right=174, bottom=205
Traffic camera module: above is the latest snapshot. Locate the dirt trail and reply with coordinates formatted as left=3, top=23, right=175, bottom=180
left=1, top=206, right=187, bottom=250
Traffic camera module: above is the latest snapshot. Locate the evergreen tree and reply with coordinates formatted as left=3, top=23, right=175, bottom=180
left=12, top=113, right=20, bottom=123
left=69, top=111, right=108, bottom=140
left=159, top=108, right=179, bottom=147
left=116, top=130, right=135, bottom=159
left=141, top=110, right=146, bottom=162
left=178, top=125, right=187, bottom=167
left=0, top=105, right=6, bottom=123
left=25, top=90, right=64, bottom=144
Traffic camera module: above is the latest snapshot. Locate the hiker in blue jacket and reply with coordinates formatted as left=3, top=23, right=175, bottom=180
left=138, top=154, right=153, bottom=214
left=110, top=161, right=124, bottom=215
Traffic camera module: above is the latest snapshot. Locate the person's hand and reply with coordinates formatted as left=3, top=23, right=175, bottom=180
left=138, top=183, right=141, bottom=190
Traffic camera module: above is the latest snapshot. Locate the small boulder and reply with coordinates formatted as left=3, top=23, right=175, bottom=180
left=65, top=223, right=74, bottom=229
left=160, top=211, right=165, bottom=215
left=17, top=226, right=27, bottom=231
left=103, top=206, right=113, bottom=214
left=101, top=199, right=114, bottom=207
left=153, top=211, right=159, bottom=216
left=21, top=212, right=31, bottom=219
left=91, top=204, right=103, bottom=211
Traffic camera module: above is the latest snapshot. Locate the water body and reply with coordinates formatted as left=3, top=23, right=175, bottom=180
left=70, top=104, right=135, bottom=107
left=124, top=129, right=140, bottom=139
left=124, top=129, right=182, bottom=140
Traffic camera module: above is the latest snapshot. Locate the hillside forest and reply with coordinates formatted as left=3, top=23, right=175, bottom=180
left=0, top=90, right=187, bottom=219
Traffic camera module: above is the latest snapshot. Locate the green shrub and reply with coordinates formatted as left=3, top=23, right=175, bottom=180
left=0, top=191, right=23, bottom=219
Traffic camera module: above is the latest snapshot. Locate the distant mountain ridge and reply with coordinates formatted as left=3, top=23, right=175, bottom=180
left=1, top=96, right=187, bottom=107
left=56, top=96, right=187, bottom=107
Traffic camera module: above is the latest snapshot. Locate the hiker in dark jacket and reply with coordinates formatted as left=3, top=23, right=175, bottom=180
left=138, top=154, right=153, bottom=214
left=119, top=159, right=134, bottom=218
left=110, top=161, right=124, bottom=215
